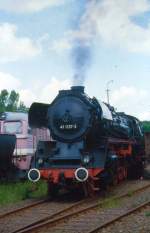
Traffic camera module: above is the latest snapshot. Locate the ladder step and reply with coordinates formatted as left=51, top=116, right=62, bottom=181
left=92, top=187, right=100, bottom=191
left=89, top=183, right=100, bottom=191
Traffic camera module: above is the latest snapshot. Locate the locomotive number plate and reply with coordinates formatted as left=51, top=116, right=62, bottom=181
left=60, top=124, right=77, bottom=130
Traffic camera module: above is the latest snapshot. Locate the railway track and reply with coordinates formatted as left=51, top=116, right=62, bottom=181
left=0, top=192, right=88, bottom=233
left=10, top=183, right=150, bottom=233
left=12, top=196, right=91, bottom=233
left=88, top=199, right=150, bottom=233
left=0, top=199, right=47, bottom=220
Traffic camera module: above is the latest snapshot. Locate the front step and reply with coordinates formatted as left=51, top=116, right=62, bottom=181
left=89, top=176, right=100, bottom=192
left=91, top=176, right=99, bottom=181
left=89, top=184, right=100, bottom=191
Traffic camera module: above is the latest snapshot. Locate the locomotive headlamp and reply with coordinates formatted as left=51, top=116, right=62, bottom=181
left=75, top=167, right=89, bottom=182
left=38, top=158, right=44, bottom=165
left=82, top=155, right=90, bottom=164
left=28, top=168, right=41, bottom=182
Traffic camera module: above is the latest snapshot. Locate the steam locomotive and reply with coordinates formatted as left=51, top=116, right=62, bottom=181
left=28, top=86, right=145, bottom=196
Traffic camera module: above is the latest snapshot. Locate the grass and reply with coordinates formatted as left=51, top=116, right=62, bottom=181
left=101, top=197, right=121, bottom=209
left=127, top=190, right=134, bottom=197
left=97, top=196, right=121, bottom=210
left=0, top=180, right=47, bottom=206
left=145, top=211, right=150, bottom=217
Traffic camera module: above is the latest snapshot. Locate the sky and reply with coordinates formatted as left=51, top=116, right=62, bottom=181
left=0, top=0, right=150, bottom=120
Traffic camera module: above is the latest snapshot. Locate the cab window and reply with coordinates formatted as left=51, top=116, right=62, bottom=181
left=4, top=121, right=22, bottom=134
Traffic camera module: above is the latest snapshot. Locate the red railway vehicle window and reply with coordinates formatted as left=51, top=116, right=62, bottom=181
left=4, top=121, right=22, bottom=134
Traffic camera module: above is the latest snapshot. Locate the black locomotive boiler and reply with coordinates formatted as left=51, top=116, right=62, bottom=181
left=28, top=86, right=145, bottom=196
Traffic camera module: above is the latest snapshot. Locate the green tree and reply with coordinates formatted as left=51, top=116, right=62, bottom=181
left=142, top=121, right=150, bottom=132
left=6, top=90, right=19, bottom=111
left=0, top=89, right=9, bottom=112
left=0, top=89, right=28, bottom=113
left=18, top=101, right=28, bottom=112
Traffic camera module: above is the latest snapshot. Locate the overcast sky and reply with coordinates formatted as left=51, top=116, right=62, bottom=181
left=0, top=0, right=150, bottom=120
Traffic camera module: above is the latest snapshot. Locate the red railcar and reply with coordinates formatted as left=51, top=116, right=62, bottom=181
left=0, top=112, right=50, bottom=179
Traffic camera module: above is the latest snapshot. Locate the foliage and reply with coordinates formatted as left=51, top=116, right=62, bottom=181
left=145, top=211, right=150, bottom=217
left=0, top=90, right=9, bottom=112
left=18, top=101, right=29, bottom=112
left=142, top=121, right=150, bottom=133
left=0, top=181, right=47, bottom=206
left=101, top=197, right=120, bottom=209
left=0, top=89, right=28, bottom=113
